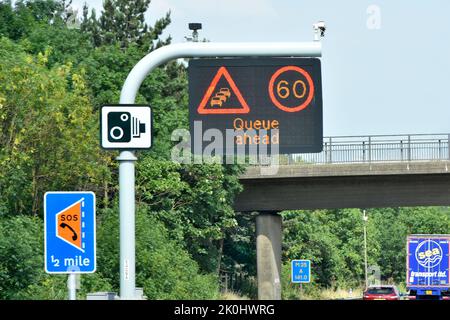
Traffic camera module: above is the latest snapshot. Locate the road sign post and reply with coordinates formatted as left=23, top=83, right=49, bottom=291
left=118, top=41, right=322, bottom=299
left=100, top=104, right=152, bottom=299
left=68, top=273, right=77, bottom=300
left=118, top=150, right=137, bottom=299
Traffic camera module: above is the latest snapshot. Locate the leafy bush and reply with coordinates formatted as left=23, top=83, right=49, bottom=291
left=97, top=206, right=219, bottom=299
left=0, top=214, right=113, bottom=300
left=0, top=215, right=43, bottom=299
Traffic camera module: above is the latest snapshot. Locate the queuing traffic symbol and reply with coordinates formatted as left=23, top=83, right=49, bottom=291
left=101, top=105, right=152, bottom=149
left=197, top=67, right=250, bottom=114
left=291, top=259, right=311, bottom=283
left=45, top=192, right=96, bottom=273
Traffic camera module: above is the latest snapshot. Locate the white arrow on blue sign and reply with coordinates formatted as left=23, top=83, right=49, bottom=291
left=44, top=191, right=96, bottom=273
left=291, top=259, right=311, bottom=283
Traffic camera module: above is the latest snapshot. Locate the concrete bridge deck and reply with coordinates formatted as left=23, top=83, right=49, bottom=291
left=235, top=161, right=450, bottom=211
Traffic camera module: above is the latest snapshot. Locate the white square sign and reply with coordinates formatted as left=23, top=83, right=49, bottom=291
left=101, top=105, right=152, bottom=149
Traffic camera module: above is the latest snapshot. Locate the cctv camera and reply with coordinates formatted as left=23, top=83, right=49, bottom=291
left=313, top=21, right=326, bottom=37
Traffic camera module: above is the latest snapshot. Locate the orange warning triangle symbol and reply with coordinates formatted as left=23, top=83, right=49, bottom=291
left=56, top=199, right=83, bottom=252
left=197, top=67, right=250, bottom=114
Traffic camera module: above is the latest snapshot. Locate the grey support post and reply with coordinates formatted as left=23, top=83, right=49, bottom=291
left=117, top=150, right=137, bottom=299
left=68, top=274, right=77, bottom=300
left=256, top=212, right=282, bottom=300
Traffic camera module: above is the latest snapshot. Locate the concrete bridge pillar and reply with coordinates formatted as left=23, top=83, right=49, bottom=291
left=256, top=212, right=282, bottom=300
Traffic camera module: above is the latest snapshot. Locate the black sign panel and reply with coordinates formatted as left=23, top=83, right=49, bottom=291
left=188, top=58, right=323, bottom=155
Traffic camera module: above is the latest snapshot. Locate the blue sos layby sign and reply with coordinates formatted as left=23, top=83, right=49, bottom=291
left=44, top=192, right=96, bottom=273
left=407, top=236, right=450, bottom=287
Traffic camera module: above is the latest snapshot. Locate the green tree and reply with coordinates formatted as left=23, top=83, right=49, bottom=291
left=80, top=3, right=101, bottom=46
left=20, top=20, right=92, bottom=67
left=81, top=0, right=171, bottom=50
left=369, top=207, right=450, bottom=283
left=0, top=0, right=36, bottom=40
left=97, top=206, right=219, bottom=299
left=0, top=37, right=111, bottom=216
left=282, top=210, right=347, bottom=287
left=136, top=156, right=244, bottom=274
left=0, top=215, right=43, bottom=299
left=0, top=0, right=246, bottom=299
left=327, top=209, right=375, bottom=283
left=0, top=0, right=74, bottom=41
left=0, top=214, right=114, bottom=300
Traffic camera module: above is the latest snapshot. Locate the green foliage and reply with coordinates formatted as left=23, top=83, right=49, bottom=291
left=222, top=211, right=257, bottom=279
left=20, top=22, right=92, bottom=67
left=368, top=207, right=450, bottom=283
left=135, top=156, right=244, bottom=274
left=0, top=214, right=121, bottom=300
left=81, top=0, right=171, bottom=50
left=0, top=0, right=245, bottom=299
left=17, top=273, right=113, bottom=300
left=0, top=37, right=111, bottom=216
left=4, top=0, right=449, bottom=301
left=0, top=1, right=36, bottom=40
left=0, top=206, right=220, bottom=300
left=97, top=206, right=219, bottom=299
left=0, top=0, right=72, bottom=40
left=18, top=0, right=69, bottom=25
left=283, top=210, right=348, bottom=287
left=282, top=207, right=450, bottom=293
left=0, top=215, right=43, bottom=299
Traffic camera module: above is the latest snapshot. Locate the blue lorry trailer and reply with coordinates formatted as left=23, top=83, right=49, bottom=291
left=406, top=235, right=450, bottom=300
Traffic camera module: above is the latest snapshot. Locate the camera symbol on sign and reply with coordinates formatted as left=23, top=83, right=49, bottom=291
left=107, top=112, right=146, bottom=143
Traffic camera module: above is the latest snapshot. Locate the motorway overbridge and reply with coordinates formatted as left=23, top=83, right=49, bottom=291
left=234, top=134, right=450, bottom=299
left=237, top=134, right=450, bottom=211
left=236, top=161, right=450, bottom=211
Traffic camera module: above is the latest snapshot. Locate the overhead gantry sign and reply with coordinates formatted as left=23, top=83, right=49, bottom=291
left=113, top=40, right=322, bottom=299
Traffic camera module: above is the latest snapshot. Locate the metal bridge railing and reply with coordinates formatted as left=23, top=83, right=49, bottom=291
left=284, top=134, right=450, bottom=165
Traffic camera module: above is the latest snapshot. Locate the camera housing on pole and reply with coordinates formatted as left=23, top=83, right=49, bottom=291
left=313, top=21, right=326, bottom=41
left=188, top=23, right=202, bottom=42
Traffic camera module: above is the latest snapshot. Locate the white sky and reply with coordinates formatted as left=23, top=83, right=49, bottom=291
left=70, top=0, right=450, bottom=137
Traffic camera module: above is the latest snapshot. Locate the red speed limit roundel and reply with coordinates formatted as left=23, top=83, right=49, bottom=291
left=268, top=66, right=315, bottom=113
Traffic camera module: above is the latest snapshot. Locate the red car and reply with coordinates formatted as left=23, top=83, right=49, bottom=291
left=363, top=285, right=400, bottom=300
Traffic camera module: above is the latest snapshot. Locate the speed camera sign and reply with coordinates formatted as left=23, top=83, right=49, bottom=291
left=101, top=105, right=152, bottom=149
